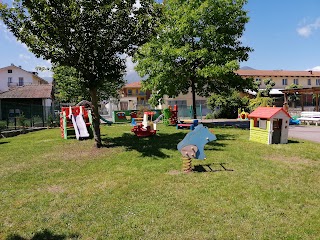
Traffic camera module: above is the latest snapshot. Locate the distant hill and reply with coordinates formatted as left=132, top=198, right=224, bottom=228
left=42, top=77, right=53, bottom=83
left=240, top=66, right=256, bottom=70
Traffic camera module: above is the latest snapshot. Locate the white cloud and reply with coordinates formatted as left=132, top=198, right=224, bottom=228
left=307, top=66, right=320, bottom=71
left=297, top=18, right=320, bottom=37
left=0, top=21, right=15, bottom=42
left=124, top=56, right=141, bottom=83
left=19, top=53, right=32, bottom=61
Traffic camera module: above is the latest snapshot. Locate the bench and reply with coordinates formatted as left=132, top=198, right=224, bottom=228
left=298, top=111, right=320, bottom=126
left=177, top=119, right=199, bottom=130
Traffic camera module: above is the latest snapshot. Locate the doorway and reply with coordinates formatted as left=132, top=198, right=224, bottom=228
left=272, top=119, right=282, bottom=144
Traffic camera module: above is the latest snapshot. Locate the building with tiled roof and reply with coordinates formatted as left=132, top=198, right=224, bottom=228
left=236, top=69, right=320, bottom=90
left=0, top=65, right=53, bottom=122
left=0, top=84, right=52, bottom=99
left=119, top=81, right=151, bottom=110
left=0, top=64, right=48, bottom=93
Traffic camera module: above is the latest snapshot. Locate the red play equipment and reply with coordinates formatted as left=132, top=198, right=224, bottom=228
left=131, top=111, right=157, bottom=137
left=60, top=106, right=93, bottom=140
left=169, top=105, right=178, bottom=125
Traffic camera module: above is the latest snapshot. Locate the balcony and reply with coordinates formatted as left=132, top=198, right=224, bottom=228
left=8, top=82, right=33, bottom=87
left=8, top=83, right=19, bottom=87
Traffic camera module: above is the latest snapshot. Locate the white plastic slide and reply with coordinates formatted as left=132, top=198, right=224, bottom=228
left=71, top=115, right=90, bottom=140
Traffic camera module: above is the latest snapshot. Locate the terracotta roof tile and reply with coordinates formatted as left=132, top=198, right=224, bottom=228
left=0, top=84, right=53, bottom=99
left=248, top=107, right=291, bottom=119
left=124, top=81, right=141, bottom=88
left=236, top=69, right=320, bottom=77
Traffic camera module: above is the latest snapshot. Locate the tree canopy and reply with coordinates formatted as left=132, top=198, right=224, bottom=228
left=134, top=0, right=255, bottom=118
left=53, top=65, right=124, bottom=104
left=0, top=0, right=160, bottom=147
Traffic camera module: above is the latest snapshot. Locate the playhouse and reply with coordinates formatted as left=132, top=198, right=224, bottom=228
left=248, top=107, right=291, bottom=144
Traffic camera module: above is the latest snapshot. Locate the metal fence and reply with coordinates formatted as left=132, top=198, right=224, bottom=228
left=173, top=105, right=212, bottom=119
left=0, top=101, right=57, bottom=130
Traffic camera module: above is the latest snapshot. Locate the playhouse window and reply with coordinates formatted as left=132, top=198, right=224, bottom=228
left=254, top=118, right=267, bottom=129
left=259, top=119, right=267, bottom=129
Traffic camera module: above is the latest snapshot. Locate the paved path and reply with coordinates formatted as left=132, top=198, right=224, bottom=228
left=289, top=125, right=320, bottom=143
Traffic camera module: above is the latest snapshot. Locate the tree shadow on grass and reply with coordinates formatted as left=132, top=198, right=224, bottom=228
left=0, top=141, right=9, bottom=145
left=6, top=229, right=80, bottom=240
left=102, top=132, right=228, bottom=158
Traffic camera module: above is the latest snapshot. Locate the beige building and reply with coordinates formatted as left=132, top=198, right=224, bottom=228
left=236, top=69, right=320, bottom=108
left=162, top=92, right=207, bottom=109
left=116, top=69, right=320, bottom=115
left=236, top=69, right=320, bottom=92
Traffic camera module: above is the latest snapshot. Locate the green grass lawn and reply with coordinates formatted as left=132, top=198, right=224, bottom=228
left=0, top=124, right=319, bottom=239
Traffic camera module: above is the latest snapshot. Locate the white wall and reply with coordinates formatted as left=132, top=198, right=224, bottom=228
left=0, top=65, right=42, bottom=92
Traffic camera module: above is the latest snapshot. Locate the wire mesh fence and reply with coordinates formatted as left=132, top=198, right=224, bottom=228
left=0, top=101, right=58, bottom=131
left=171, top=105, right=212, bottom=119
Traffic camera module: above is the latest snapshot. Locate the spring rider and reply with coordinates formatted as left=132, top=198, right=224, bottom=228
left=177, top=124, right=217, bottom=172
left=131, top=111, right=157, bottom=137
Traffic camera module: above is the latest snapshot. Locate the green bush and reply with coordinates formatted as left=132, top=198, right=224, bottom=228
left=205, top=113, right=214, bottom=119
left=207, top=91, right=250, bottom=119
left=0, top=121, right=6, bottom=132
left=17, top=114, right=27, bottom=128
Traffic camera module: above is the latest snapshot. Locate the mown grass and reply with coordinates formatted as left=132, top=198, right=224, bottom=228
left=0, top=124, right=319, bottom=239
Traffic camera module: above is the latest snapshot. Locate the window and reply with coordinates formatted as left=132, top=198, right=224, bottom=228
left=316, top=79, right=320, bottom=86
left=168, top=100, right=187, bottom=106
left=259, top=119, right=267, bottom=129
left=127, top=89, right=132, bottom=96
left=18, top=77, right=24, bottom=86
left=8, top=69, right=12, bottom=73
left=195, top=100, right=206, bottom=106
left=308, top=79, right=311, bottom=85
left=254, top=118, right=267, bottom=129
left=293, top=79, right=299, bottom=85
left=135, top=89, right=139, bottom=94
left=139, top=90, right=145, bottom=95
left=8, top=77, right=12, bottom=83
left=255, top=78, right=261, bottom=86
left=282, top=79, right=287, bottom=85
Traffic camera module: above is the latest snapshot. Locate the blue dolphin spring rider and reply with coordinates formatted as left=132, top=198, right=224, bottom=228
left=177, top=124, right=217, bottom=172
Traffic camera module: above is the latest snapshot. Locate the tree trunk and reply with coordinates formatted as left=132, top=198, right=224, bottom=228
left=89, top=87, right=102, bottom=148
left=191, top=79, right=197, bottom=119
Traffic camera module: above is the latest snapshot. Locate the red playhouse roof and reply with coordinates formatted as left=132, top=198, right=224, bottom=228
left=248, top=107, right=291, bottom=119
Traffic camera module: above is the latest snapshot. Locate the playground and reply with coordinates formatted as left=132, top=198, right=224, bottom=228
left=0, top=124, right=319, bottom=239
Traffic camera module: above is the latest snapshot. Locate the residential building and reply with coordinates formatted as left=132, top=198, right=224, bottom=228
left=236, top=69, right=320, bottom=108
left=115, top=81, right=209, bottom=117
left=236, top=69, right=320, bottom=92
left=0, top=64, right=48, bottom=93
left=0, top=64, right=52, bottom=122
left=0, top=84, right=53, bottom=120
left=119, top=81, right=151, bottom=110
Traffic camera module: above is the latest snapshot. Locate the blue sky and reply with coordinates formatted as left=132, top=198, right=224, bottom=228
left=1, top=0, right=320, bottom=80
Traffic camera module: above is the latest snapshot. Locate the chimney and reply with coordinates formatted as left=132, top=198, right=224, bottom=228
left=308, top=70, right=313, bottom=74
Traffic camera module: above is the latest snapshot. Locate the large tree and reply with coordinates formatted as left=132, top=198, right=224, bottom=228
left=134, top=0, right=254, bottom=119
left=0, top=0, right=160, bottom=147
left=52, top=65, right=124, bottom=104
